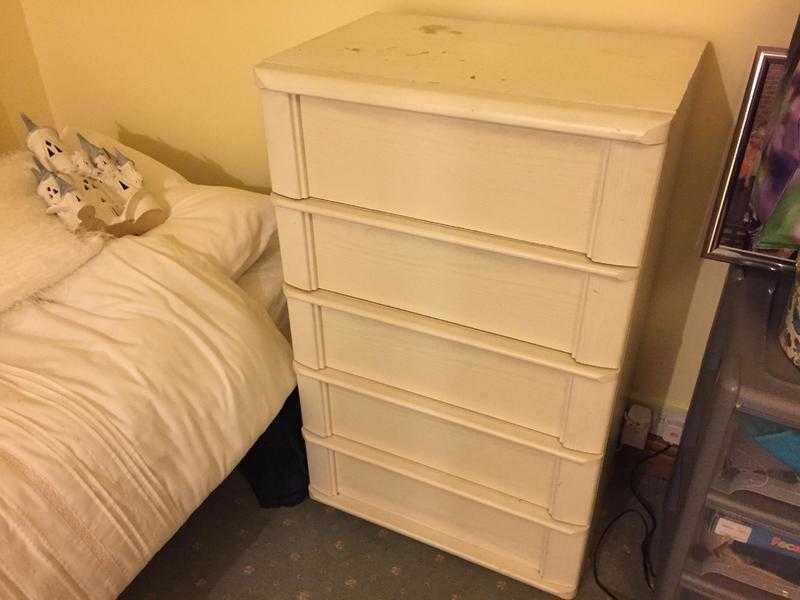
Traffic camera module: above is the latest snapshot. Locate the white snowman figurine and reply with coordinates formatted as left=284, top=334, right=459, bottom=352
left=21, top=113, right=74, bottom=174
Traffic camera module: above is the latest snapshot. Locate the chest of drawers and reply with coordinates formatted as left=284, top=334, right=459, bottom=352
left=256, top=13, right=704, bottom=598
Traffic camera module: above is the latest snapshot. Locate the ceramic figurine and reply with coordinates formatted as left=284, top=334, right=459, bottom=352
left=77, top=133, right=119, bottom=182
left=76, top=174, right=126, bottom=222
left=30, top=156, right=62, bottom=206
left=21, top=113, right=74, bottom=173
left=112, top=148, right=143, bottom=189
left=45, top=176, right=86, bottom=231
left=71, top=147, right=94, bottom=176
left=104, top=187, right=168, bottom=237
left=96, top=147, right=139, bottom=201
left=96, top=147, right=116, bottom=174
left=24, top=126, right=165, bottom=236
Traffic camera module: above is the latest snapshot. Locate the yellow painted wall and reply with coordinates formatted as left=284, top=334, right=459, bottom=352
left=17, top=1, right=799, bottom=412
left=0, top=0, right=52, bottom=153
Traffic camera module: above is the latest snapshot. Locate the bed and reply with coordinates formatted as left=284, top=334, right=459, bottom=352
left=0, top=132, right=296, bottom=599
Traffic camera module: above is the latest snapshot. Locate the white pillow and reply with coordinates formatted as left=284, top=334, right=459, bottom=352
left=236, top=235, right=285, bottom=318
left=0, top=151, right=104, bottom=313
left=148, top=183, right=278, bottom=279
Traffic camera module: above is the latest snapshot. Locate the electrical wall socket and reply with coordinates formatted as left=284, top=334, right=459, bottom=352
left=621, top=404, right=652, bottom=449
left=653, top=405, right=688, bottom=445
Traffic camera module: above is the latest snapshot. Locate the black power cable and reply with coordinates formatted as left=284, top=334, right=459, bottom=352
left=593, top=444, right=674, bottom=599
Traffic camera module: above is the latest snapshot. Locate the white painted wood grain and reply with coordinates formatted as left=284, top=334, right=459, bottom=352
left=273, top=203, right=316, bottom=289
left=286, top=287, right=619, bottom=453
left=295, top=373, right=331, bottom=435
left=314, top=213, right=586, bottom=354
left=297, top=364, right=602, bottom=524
left=588, top=141, right=668, bottom=266
left=301, top=96, right=608, bottom=256
left=260, top=16, right=704, bottom=595
left=274, top=196, right=633, bottom=279
left=260, top=90, right=308, bottom=198
left=256, top=12, right=705, bottom=144
left=276, top=198, right=639, bottom=367
left=305, top=431, right=587, bottom=597
left=305, top=442, right=336, bottom=495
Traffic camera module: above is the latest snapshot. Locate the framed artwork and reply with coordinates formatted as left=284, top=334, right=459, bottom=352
left=703, top=46, right=796, bottom=270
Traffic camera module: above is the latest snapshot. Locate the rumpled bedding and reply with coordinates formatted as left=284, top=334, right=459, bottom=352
left=0, top=230, right=296, bottom=599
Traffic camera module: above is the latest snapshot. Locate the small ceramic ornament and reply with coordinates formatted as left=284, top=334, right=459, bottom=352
left=71, top=147, right=94, bottom=176
left=30, top=156, right=62, bottom=206
left=45, top=176, right=87, bottom=231
left=103, top=187, right=168, bottom=236
left=112, top=148, right=144, bottom=190
left=97, top=147, right=139, bottom=201
left=25, top=126, right=168, bottom=236
left=74, top=174, right=126, bottom=223
left=95, top=147, right=116, bottom=174
left=21, top=113, right=74, bottom=173
left=77, top=133, right=118, bottom=182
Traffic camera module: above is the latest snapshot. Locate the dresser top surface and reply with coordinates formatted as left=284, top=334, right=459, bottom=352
left=256, top=12, right=705, bottom=143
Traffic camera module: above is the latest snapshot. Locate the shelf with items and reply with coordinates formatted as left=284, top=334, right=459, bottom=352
left=656, top=267, right=800, bottom=600
left=712, top=412, right=800, bottom=510
left=681, top=562, right=790, bottom=600
left=686, top=503, right=800, bottom=599
left=728, top=266, right=800, bottom=429
left=707, top=488, right=800, bottom=540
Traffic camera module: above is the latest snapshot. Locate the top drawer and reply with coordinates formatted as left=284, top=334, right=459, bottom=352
left=262, top=93, right=666, bottom=267
left=255, top=13, right=704, bottom=267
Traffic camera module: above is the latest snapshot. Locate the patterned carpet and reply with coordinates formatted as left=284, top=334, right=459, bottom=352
left=120, top=451, right=660, bottom=600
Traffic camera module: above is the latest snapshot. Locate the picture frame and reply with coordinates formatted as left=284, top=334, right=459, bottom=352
left=703, top=46, right=796, bottom=271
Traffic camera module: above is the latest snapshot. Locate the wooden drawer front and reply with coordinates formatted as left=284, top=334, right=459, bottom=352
left=275, top=197, right=638, bottom=369
left=264, top=92, right=667, bottom=267
left=305, top=433, right=587, bottom=598
left=286, top=287, right=618, bottom=454
left=297, top=365, right=602, bottom=524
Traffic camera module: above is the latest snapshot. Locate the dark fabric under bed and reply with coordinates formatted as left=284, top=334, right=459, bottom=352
left=238, top=387, right=309, bottom=508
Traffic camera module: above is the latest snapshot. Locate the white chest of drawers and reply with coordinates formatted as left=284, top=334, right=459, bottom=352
left=256, top=13, right=703, bottom=598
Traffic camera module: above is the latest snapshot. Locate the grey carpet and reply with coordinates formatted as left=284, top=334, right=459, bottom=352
left=120, top=449, right=662, bottom=600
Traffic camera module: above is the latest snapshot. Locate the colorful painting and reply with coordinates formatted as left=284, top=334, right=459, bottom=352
left=704, top=47, right=797, bottom=269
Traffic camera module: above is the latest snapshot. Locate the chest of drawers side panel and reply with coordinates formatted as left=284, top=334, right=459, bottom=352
left=619, top=68, right=700, bottom=400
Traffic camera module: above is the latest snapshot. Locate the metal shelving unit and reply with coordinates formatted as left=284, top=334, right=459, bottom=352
left=656, top=265, right=800, bottom=600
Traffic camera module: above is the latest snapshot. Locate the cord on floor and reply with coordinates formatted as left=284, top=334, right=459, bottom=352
left=592, top=444, right=674, bottom=600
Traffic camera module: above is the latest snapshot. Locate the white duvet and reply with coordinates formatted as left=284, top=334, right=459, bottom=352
left=0, top=228, right=295, bottom=598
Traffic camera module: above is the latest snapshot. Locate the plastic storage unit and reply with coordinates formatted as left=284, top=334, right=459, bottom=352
left=656, top=265, right=800, bottom=599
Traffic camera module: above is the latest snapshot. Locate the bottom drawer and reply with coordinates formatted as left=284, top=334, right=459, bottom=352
left=305, top=431, right=588, bottom=599
left=297, top=364, right=602, bottom=525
